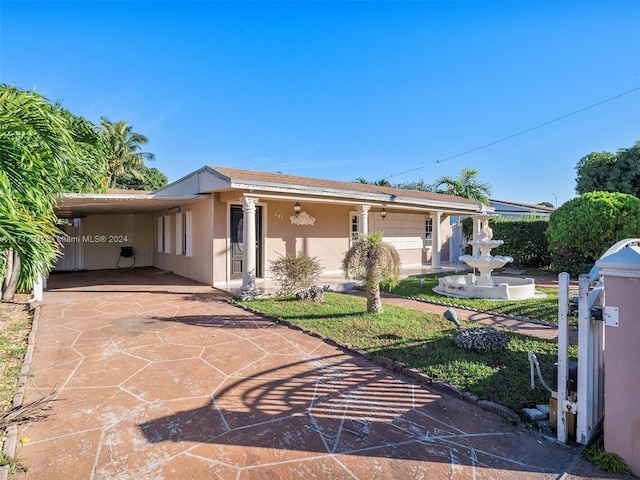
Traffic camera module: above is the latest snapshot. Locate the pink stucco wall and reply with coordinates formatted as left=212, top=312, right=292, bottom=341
left=603, top=275, right=640, bottom=476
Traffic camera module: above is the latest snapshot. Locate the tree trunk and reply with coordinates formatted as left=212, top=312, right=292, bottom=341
left=2, top=250, right=21, bottom=302
left=3, top=249, right=14, bottom=292
left=366, top=280, right=384, bottom=313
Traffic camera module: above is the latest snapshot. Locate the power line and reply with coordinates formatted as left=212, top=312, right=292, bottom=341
left=386, top=86, right=640, bottom=180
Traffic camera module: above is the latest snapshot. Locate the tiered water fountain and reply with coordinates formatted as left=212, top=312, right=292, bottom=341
left=433, top=210, right=542, bottom=300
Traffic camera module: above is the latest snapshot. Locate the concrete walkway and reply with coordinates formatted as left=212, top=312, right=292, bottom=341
left=13, top=268, right=611, bottom=479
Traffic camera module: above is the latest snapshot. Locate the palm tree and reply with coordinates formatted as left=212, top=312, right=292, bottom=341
left=342, top=231, right=401, bottom=313
left=431, top=167, right=492, bottom=203
left=100, top=118, right=155, bottom=188
left=0, top=85, right=105, bottom=300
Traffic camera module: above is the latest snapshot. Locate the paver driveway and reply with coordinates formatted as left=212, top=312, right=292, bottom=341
left=14, top=268, right=593, bottom=479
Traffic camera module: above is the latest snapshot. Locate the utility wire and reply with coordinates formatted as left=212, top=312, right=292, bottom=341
left=386, top=86, right=640, bottom=180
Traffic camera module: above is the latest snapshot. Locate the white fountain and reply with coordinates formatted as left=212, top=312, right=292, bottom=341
left=433, top=209, right=543, bottom=300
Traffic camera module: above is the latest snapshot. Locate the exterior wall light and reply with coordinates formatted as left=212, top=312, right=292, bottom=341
left=294, top=202, right=301, bottom=217
left=381, top=207, right=387, bottom=220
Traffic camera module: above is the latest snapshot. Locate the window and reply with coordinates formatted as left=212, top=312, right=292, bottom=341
left=425, top=217, right=433, bottom=247
left=157, top=217, right=164, bottom=253
left=176, top=212, right=185, bottom=255
left=175, top=211, right=193, bottom=256
left=185, top=210, right=193, bottom=257
left=163, top=215, right=171, bottom=254
left=351, top=215, right=359, bottom=242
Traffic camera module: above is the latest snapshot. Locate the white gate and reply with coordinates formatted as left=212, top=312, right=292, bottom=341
left=557, top=238, right=640, bottom=445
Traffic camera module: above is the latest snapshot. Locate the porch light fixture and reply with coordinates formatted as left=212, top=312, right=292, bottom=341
left=294, top=202, right=301, bottom=217
left=381, top=208, right=387, bottom=220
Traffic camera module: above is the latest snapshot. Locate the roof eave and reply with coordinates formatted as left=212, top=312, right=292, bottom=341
left=228, top=180, right=481, bottom=212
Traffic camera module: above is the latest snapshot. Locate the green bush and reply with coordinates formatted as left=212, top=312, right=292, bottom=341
left=546, top=192, right=640, bottom=275
left=490, top=219, right=550, bottom=268
left=269, top=252, right=323, bottom=295
left=461, top=216, right=550, bottom=267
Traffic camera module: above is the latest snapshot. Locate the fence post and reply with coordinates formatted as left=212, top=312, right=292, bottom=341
left=556, top=272, right=570, bottom=444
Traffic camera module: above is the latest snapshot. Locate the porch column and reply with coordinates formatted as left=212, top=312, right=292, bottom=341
left=241, top=196, right=259, bottom=291
left=432, top=211, right=442, bottom=271
left=358, top=205, right=370, bottom=236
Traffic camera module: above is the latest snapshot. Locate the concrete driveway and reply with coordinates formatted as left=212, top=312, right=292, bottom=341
left=13, top=268, right=606, bottom=479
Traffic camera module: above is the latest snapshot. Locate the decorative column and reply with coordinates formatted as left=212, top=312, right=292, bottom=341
left=241, top=196, right=259, bottom=291
left=432, top=211, right=442, bottom=271
left=358, top=205, right=370, bottom=236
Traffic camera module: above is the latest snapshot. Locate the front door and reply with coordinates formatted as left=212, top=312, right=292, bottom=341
left=230, top=205, right=262, bottom=280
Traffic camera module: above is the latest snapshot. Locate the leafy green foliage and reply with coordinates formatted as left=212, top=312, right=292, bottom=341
left=545, top=191, right=640, bottom=275
left=0, top=85, right=107, bottom=298
left=582, top=437, right=632, bottom=475
left=393, top=179, right=435, bottom=191
left=432, top=167, right=492, bottom=204
left=354, top=169, right=492, bottom=198
left=462, top=217, right=551, bottom=266
left=343, top=231, right=401, bottom=313
left=576, top=141, right=640, bottom=196
left=99, top=118, right=155, bottom=188
left=242, top=292, right=576, bottom=412
left=113, top=166, right=168, bottom=191
left=269, top=252, right=323, bottom=295
left=490, top=219, right=550, bottom=268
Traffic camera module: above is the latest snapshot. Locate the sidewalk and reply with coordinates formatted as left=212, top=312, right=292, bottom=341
left=370, top=291, right=578, bottom=344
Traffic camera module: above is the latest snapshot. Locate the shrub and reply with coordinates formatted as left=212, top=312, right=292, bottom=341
left=490, top=219, right=550, bottom=268
left=546, top=191, right=640, bottom=275
left=462, top=216, right=551, bottom=267
left=269, top=252, right=323, bottom=295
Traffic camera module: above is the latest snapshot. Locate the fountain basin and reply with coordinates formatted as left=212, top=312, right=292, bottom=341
left=433, top=274, right=544, bottom=300
left=458, top=254, right=513, bottom=286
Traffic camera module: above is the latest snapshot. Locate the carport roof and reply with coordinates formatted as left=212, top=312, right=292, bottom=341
left=55, top=191, right=202, bottom=216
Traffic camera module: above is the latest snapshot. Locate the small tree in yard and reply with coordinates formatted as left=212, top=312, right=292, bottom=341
left=269, top=252, right=323, bottom=296
left=343, top=231, right=401, bottom=313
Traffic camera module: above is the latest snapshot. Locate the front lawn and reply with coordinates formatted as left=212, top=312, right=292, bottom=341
left=241, top=292, right=576, bottom=413
left=385, top=274, right=563, bottom=324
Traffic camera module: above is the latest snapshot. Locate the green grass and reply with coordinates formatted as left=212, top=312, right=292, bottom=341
left=241, top=292, right=576, bottom=413
left=0, top=451, right=28, bottom=474
left=385, top=273, right=568, bottom=325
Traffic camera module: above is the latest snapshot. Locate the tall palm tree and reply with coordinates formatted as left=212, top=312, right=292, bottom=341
left=100, top=118, right=155, bottom=188
left=343, top=231, right=401, bottom=313
left=431, top=167, right=492, bottom=203
left=0, top=85, right=105, bottom=300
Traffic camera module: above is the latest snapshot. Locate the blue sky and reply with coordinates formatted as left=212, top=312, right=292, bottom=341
left=2, top=1, right=639, bottom=206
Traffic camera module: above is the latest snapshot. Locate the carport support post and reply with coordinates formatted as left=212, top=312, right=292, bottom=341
left=358, top=205, right=370, bottom=236
left=432, top=211, right=442, bottom=271
left=241, top=196, right=259, bottom=292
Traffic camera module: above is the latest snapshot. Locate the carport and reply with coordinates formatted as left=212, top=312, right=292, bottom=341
left=54, top=190, right=200, bottom=272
